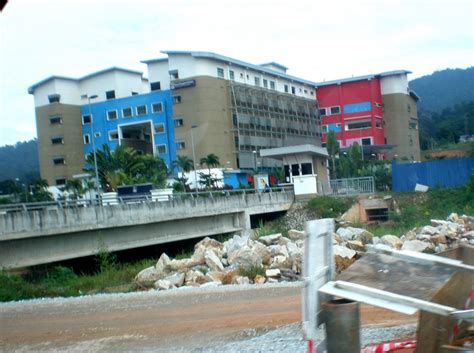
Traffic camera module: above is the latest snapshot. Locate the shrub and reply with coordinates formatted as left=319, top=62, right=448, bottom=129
left=306, top=196, right=352, bottom=218
left=238, top=265, right=265, bottom=281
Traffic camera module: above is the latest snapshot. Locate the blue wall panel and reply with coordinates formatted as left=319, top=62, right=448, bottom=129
left=343, top=101, right=371, bottom=114
left=80, top=90, right=175, bottom=168
left=392, top=158, right=474, bottom=192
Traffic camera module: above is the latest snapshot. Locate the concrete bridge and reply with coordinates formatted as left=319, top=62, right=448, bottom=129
left=0, top=191, right=294, bottom=269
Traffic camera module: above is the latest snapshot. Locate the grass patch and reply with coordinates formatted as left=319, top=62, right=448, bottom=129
left=0, top=257, right=156, bottom=302
left=306, top=196, right=354, bottom=218
left=252, top=220, right=284, bottom=240
left=238, top=265, right=265, bottom=280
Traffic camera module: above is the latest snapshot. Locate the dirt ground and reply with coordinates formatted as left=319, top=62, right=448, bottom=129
left=0, top=283, right=415, bottom=352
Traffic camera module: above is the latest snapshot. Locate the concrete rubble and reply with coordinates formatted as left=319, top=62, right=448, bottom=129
left=135, top=213, right=474, bottom=290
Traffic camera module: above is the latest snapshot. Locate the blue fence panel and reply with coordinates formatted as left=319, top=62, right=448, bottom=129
left=392, top=158, right=474, bottom=192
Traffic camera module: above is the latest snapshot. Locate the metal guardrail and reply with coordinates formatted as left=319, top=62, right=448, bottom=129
left=318, top=176, right=375, bottom=196
left=0, top=186, right=294, bottom=213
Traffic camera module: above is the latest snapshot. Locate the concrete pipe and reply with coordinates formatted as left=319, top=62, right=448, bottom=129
left=322, top=298, right=361, bottom=353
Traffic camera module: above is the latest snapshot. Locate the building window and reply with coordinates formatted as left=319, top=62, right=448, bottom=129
left=345, top=120, right=371, bottom=131
left=48, top=94, right=60, bottom=103
left=329, top=106, right=341, bottom=115
left=270, top=81, right=275, bottom=90
left=319, top=108, right=327, bottom=116
left=291, top=86, right=296, bottom=94
left=409, top=119, right=418, bottom=130
left=156, top=144, right=167, bottom=154
left=310, top=91, right=314, bottom=95
left=150, top=81, right=161, bottom=91
left=131, top=91, right=138, bottom=96
left=170, top=70, right=179, bottom=80
left=361, top=138, right=372, bottom=145
left=136, top=105, right=147, bottom=116
left=107, top=110, right=118, bottom=120
left=284, top=84, right=289, bottom=93
left=108, top=130, right=118, bottom=141
left=152, top=102, right=163, bottom=113
left=240, top=72, right=244, bottom=78
left=51, top=136, right=64, bottom=144
left=106, top=90, right=115, bottom=100
left=263, top=79, right=268, bottom=88
left=174, top=118, right=184, bottom=127
left=217, top=67, right=224, bottom=78
left=82, top=114, right=91, bottom=125
left=122, top=107, right=132, bottom=118
left=376, top=118, right=383, bottom=129
left=55, top=178, right=66, bottom=186
left=53, top=157, right=65, bottom=165
left=49, top=116, right=62, bottom=124
left=94, top=132, right=101, bottom=138
left=154, top=123, right=165, bottom=134
left=83, top=134, right=90, bottom=144
left=173, top=96, right=182, bottom=104
left=304, top=89, right=308, bottom=94
left=321, top=125, right=328, bottom=133
left=301, top=163, right=312, bottom=175
left=407, top=104, right=411, bottom=112
left=409, top=135, right=413, bottom=146
left=176, top=141, right=186, bottom=150
left=229, top=70, right=235, bottom=80
left=255, top=77, right=260, bottom=86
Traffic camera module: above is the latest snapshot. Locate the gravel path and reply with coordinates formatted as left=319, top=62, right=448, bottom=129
left=0, top=282, right=416, bottom=352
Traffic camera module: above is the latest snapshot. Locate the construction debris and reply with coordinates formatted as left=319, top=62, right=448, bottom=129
left=135, top=213, right=474, bottom=289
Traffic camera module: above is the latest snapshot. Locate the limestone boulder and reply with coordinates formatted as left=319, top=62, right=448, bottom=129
left=447, top=213, right=461, bottom=224
left=154, top=279, right=173, bottom=290
left=464, top=230, right=474, bottom=240
left=191, top=245, right=207, bottom=265
left=195, top=237, right=225, bottom=258
left=169, top=258, right=198, bottom=272
left=404, top=230, right=417, bottom=241
left=265, top=269, right=281, bottom=278
left=267, top=244, right=286, bottom=257
left=257, top=233, right=282, bottom=246
left=354, top=230, right=374, bottom=245
left=346, top=240, right=365, bottom=252
left=135, top=266, right=163, bottom=284
left=286, top=241, right=303, bottom=273
left=430, top=233, right=448, bottom=245
left=253, top=241, right=272, bottom=265
left=420, top=225, right=439, bottom=236
left=277, top=236, right=291, bottom=246
left=401, top=240, right=430, bottom=252
left=155, top=253, right=171, bottom=272
left=204, top=249, right=224, bottom=272
left=254, top=275, right=266, bottom=284
left=380, top=235, right=403, bottom=249
left=416, top=233, right=432, bottom=242
left=295, top=239, right=305, bottom=249
left=185, top=270, right=209, bottom=286
left=232, top=275, right=250, bottom=285
left=333, top=233, right=344, bottom=245
left=228, top=246, right=262, bottom=268
left=270, top=254, right=292, bottom=270
left=206, top=270, right=226, bottom=283
left=164, top=272, right=185, bottom=287
left=224, top=234, right=249, bottom=259
left=333, top=245, right=357, bottom=259
left=288, top=229, right=305, bottom=241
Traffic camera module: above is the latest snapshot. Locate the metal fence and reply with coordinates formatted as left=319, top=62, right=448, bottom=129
left=318, top=176, right=375, bottom=196
left=0, top=186, right=294, bottom=213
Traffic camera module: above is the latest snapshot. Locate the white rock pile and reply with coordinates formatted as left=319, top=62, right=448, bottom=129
left=135, top=213, right=474, bottom=290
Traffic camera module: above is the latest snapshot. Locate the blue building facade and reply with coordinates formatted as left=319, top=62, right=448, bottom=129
left=80, top=90, right=176, bottom=167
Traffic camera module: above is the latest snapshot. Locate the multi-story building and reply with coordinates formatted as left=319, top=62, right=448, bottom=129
left=143, top=51, right=322, bottom=170
left=316, top=70, right=421, bottom=160
left=28, top=67, right=175, bottom=186
left=28, top=50, right=420, bottom=187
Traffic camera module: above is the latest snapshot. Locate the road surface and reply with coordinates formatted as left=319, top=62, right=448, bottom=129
left=0, top=283, right=415, bottom=352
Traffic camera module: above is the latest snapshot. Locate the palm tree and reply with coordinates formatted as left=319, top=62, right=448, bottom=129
left=200, top=153, right=220, bottom=188
left=172, top=155, right=194, bottom=190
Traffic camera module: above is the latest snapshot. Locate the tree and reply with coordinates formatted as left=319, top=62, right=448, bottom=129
left=172, top=155, right=194, bottom=191
left=199, top=154, right=220, bottom=188
left=326, top=131, right=339, bottom=179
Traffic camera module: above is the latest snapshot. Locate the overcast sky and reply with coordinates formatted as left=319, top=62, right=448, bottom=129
left=1, top=0, right=473, bottom=146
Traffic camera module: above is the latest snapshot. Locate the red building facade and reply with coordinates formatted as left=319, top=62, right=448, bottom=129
left=317, top=77, right=387, bottom=158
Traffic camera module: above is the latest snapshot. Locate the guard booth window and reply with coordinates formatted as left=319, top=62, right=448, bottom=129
left=291, top=164, right=300, bottom=177
left=301, top=163, right=313, bottom=175
left=284, top=165, right=290, bottom=182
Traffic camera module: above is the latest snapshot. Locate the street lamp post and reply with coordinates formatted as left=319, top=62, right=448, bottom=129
left=191, top=124, right=198, bottom=191
left=252, top=150, right=257, bottom=172
left=85, top=94, right=99, bottom=203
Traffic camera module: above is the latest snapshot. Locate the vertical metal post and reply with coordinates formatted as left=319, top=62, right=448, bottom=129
left=322, top=299, right=361, bottom=353
left=191, top=124, right=198, bottom=191
left=87, top=95, right=100, bottom=204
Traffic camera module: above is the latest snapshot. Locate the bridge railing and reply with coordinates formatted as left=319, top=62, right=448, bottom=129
left=0, top=186, right=294, bottom=213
